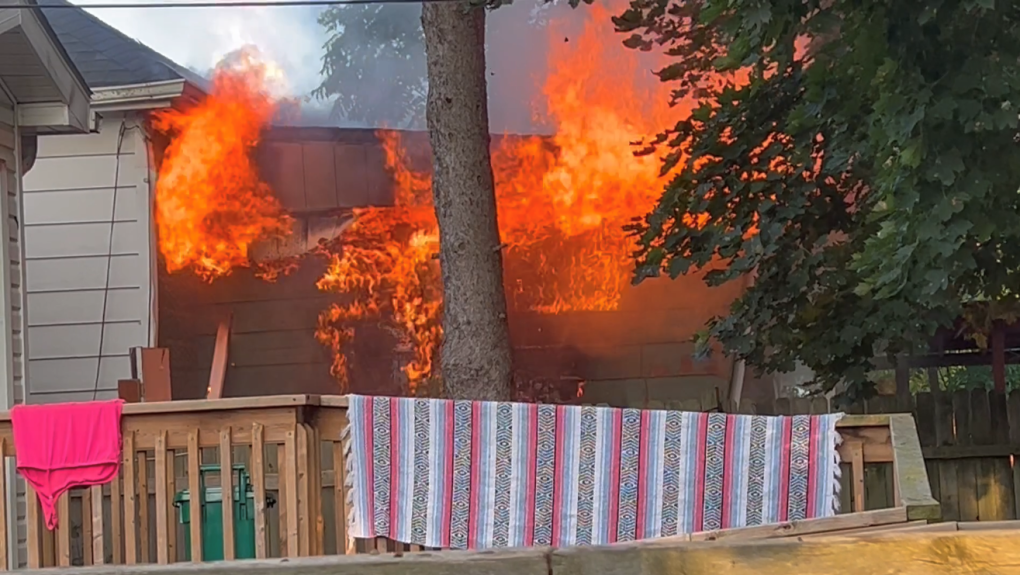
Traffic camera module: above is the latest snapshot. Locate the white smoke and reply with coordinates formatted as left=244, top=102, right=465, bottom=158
left=76, top=0, right=329, bottom=96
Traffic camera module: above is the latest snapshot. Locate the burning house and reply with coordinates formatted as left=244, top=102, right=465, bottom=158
left=21, top=0, right=776, bottom=411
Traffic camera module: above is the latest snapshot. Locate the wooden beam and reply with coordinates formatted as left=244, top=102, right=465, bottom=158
left=687, top=508, right=908, bottom=542
left=555, top=530, right=1020, bottom=575
left=118, top=379, right=142, bottom=404
left=874, top=347, right=1020, bottom=370
left=206, top=315, right=233, bottom=400
left=139, top=348, right=173, bottom=402
left=888, top=414, right=941, bottom=521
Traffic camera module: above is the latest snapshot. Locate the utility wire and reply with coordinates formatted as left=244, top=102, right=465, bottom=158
left=15, top=0, right=463, bottom=8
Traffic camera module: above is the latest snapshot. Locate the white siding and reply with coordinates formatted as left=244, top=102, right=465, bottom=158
left=21, top=112, right=154, bottom=403
left=0, top=121, right=21, bottom=408
left=1, top=118, right=28, bottom=569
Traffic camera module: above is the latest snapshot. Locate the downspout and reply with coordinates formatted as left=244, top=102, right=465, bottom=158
left=8, top=98, right=23, bottom=570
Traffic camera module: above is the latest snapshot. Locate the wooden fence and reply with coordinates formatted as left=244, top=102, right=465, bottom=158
left=728, top=389, right=1019, bottom=523
left=5, top=395, right=936, bottom=568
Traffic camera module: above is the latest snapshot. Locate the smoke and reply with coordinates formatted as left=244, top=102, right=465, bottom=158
left=77, top=0, right=327, bottom=93
left=76, top=0, right=609, bottom=134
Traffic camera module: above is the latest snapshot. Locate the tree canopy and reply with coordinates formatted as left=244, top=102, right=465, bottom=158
left=618, top=0, right=1020, bottom=401
left=314, top=4, right=427, bottom=128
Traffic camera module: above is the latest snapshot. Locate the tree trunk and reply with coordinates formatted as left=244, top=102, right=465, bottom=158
left=421, top=2, right=513, bottom=401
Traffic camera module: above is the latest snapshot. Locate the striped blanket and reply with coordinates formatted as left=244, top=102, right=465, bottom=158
left=343, top=395, right=844, bottom=549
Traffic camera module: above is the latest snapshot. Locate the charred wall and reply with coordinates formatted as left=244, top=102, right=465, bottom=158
left=157, top=127, right=756, bottom=406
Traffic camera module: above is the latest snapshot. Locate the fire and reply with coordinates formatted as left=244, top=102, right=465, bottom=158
left=152, top=47, right=292, bottom=282
left=314, top=3, right=696, bottom=391
left=315, top=134, right=442, bottom=393
left=153, top=4, right=726, bottom=395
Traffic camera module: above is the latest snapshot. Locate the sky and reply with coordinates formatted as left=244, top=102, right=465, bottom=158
left=72, top=0, right=570, bottom=130
left=70, top=0, right=604, bottom=132
left=77, top=0, right=330, bottom=96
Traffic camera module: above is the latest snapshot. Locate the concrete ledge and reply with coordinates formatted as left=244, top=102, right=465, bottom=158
left=38, top=547, right=551, bottom=575
left=551, top=530, right=1020, bottom=575
left=26, top=529, right=1020, bottom=575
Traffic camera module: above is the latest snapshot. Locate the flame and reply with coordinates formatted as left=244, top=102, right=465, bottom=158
left=153, top=5, right=732, bottom=396
left=315, top=3, right=701, bottom=391
left=152, top=47, right=292, bottom=282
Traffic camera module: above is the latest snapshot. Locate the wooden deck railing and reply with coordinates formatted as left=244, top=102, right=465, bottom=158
left=0, top=396, right=938, bottom=568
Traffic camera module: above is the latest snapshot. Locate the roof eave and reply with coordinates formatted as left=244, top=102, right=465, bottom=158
left=90, top=78, right=206, bottom=113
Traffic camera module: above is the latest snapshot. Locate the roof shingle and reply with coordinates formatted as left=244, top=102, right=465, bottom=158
left=38, top=0, right=209, bottom=91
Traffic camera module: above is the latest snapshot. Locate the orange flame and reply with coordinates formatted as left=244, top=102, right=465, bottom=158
left=314, top=3, right=697, bottom=391
left=152, top=48, right=292, bottom=282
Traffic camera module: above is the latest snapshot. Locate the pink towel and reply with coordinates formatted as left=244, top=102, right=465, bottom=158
left=11, top=400, right=124, bottom=530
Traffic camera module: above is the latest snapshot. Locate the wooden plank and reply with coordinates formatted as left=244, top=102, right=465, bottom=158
left=913, top=393, right=936, bottom=449
left=912, top=392, right=941, bottom=519
left=987, top=392, right=1016, bottom=520
left=888, top=414, right=941, bottom=520
left=992, top=323, right=1006, bottom=392
left=111, top=470, right=123, bottom=563
left=123, top=431, right=138, bottom=564
left=863, top=464, right=890, bottom=511
left=970, top=390, right=1003, bottom=522
left=485, top=530, right=1020, bottom=574
left=790, top=397, right=811, bottom=415
left=837, top=463, right=852, bottom=515
left=220, top=427, right=236, bottom=560
left=808, top=396, right=828, bottom=415
left=188, top=429, right=203, bottom=562
left=56, top=492, right=70, bottom=566
left=952, top=390, right=979, bottom=522
left=688, top=507, right=909, bottom=542
left=137, top=450, right=150, bottom=563
left=279, top=440, right=290, bottom=557
left=849, top=441, right=865, bottom=513
left=971, top=389, right=993, bottom=446
left=82, top=488, right=94, bottom=565
left=283, top=429, right=300, bottom=557
left=957, top=460, right=980, bottom=521
left=306, top=424, right=324, bottom=556
left=26, top=484, right=40, bottom=568
left=934, top=386, right=958, bottom=521
left=140, top=347, right=174, bottom=402
left=166, top=449, right=177, bottom=563
left=799, top=520, right=959, bottom=538
left=878, top=350, right=1020, bottom=369
left=953, top=390, right=973, bottom=445
left=155, top=431, right=170, bottom=564
left=91, top=484, right=106, bottom=564
left=922, top=444, right=1020, bottom=459
left=296, top=424, right=311, bottom=556
left=333, top=440, right=349, bottom=554
left=251, top=423, right=268, bottom=559
left=206, top=316, right=233, bottom=400
left=957, top=520, right=1020, bottom=530
left=1008, top=390, right=1020, bottom=521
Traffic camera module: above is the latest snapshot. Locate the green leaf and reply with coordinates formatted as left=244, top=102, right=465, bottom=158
left=622, top=0, right=1020, bottom=402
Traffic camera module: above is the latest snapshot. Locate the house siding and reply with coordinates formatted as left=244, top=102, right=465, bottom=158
left=21, top=112, right=154, bottom=403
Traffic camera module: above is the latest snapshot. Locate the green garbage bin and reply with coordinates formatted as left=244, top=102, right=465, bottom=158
left=174, top=464, right=270, bottom=561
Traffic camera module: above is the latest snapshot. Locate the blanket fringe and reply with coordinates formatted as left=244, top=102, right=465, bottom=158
left=341, top=415, right=357, bottom=546
left=829, top=412, right=846, bottom=515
